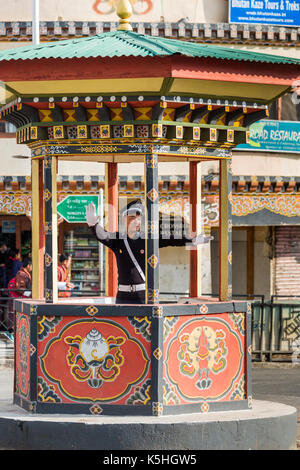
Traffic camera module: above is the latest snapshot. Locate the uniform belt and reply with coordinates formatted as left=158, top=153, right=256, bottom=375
left=118, top=284, right=146, bottom=293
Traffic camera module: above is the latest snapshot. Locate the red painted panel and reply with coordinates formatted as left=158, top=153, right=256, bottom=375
left=15, top=312, right=31, bottom=399
left=163, top=313, right=246, bottom=408
left=37, top=316, right=151, bottom=405
left=0, top=56, right=298, bottom=85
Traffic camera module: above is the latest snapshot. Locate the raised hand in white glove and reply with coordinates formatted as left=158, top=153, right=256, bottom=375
left=85, top=202, right=98, bottom=227
left=192, top=233, right=214, bottom=245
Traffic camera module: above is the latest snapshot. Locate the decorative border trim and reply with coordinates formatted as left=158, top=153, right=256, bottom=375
left=0, top=21, right=298, bottom=46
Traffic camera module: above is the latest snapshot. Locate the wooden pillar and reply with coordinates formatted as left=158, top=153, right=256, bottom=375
left=105, top=162, right=118, bottom=298
left=44, top=155, right=58, bottom=303
left=144, top=153, right=159, bottom=304
left=189, top=161, right=201, bottom=297
left=219, top=157, right=232, bottom=301
left=31, top=158, right=44, bottom=300
left=247, top=226, right=255, bottom=299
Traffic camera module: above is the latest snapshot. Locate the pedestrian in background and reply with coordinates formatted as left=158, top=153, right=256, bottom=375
left=58, top=253, right=75, bottom=297
left=0, top=241, right=10, bottom=289
left=15, top=258, right=32, bottom=298
left=6, top=249, right=22, bottom=283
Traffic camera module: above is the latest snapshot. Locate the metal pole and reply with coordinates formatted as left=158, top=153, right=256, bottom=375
left=32, top=0, right=40, bottom=45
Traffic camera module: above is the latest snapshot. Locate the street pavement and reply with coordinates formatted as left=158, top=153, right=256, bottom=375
left=0, top=363, right=300, bottom=448
left=252, top=364, right=300, bottom=447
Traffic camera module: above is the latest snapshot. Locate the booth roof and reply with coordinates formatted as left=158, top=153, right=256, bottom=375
left=0, top=30, right=299, bottom=65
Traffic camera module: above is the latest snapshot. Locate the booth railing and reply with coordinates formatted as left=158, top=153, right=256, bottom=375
left=1, top=290, right=300, bottom=363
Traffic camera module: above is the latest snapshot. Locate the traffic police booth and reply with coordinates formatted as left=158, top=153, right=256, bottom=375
left=1, top=1, right=300, bottom=416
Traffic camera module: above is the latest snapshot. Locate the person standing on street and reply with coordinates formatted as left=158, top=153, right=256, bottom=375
left=15, top=258, right=32, bottom=298
left=57, top=253, right=75, bottom=297
left=0, top=242, right=10, bottom=289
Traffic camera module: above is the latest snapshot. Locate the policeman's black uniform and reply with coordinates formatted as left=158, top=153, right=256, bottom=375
left=90, top=200, right=193, bottom=304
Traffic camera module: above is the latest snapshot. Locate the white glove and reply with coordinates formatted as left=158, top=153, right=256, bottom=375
left=58, top=282, right=67, bottom=291
left=192, top=233, right=214, bottom=245
left=24, top=291, right=31, bottom=297
left=86, top=202, right=98, bottom=227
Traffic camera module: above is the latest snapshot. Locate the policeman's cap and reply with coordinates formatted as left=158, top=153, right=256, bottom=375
left=121, top=200, right=143, bottom=216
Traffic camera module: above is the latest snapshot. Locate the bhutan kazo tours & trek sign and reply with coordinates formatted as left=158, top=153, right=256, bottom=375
left=229, top=0, right=300, bottom=27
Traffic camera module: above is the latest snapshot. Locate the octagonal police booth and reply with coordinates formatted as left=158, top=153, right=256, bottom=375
left=1, top=5, right=299, bottom=416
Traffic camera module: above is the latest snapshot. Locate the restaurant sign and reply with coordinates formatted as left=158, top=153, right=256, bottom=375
left=237, top=119, right=300, bottom=154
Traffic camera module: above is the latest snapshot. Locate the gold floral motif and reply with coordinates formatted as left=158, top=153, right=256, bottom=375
left=85, top=305, right=99, bottom=316
left=148, top=289, right=159, bottom=303
left=176, top=126, right=183, bottom=139
left=100, top=125, right=110, bottom=139
left=152, top=124, right=162, bottom=138
left=30, top=305, right=37, bottom=315
left=227, top=129, right=234, bottom=143
left=53, top=126, right=64, bottom=139
left=210, top=128, right=217, bottom=142
left=148, top=254, right=158, bottom=269
left=153, top=347, right=162, bottom=360
left=199, top=304, right=208, bottom=314
left=45, top=253, right=52, bottom=267
left=90, top=404, right=103, bottom=415
left=44, top=189, right=52, bottom=202
left=45, top=289, right=52, bottom=302
left=124, top=125, right=134, bottom=138
left=31, top=126, right=38, bottom=140
left=147, top=188, right=159, bottom=202
left=29, top=402, right=37, bottom=412
left=201, top=402, right=209, bottom=413
left=146, top=153, right=158, bottom=168
left=148, top=221, right=159, bottom=236
left=152, top=401, right=163, bottom=416
left=152, top=306, right=163, bottom=318
left=193, top=127, right=200, bottom=140
left=45, top=222, right=52, bottom=234
left=77, top=125, right=88, bottom=139
left=80, top=145, right=118, bottom=153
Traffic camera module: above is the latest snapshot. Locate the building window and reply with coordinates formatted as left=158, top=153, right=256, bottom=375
left=0, top=121, right=16, bottom=134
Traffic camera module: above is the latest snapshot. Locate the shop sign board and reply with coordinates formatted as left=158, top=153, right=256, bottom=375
left=229, top=0, right=300, bottom=27
left=237, top=119, right=300, bottom=153
left=57, top=195, right=99, bottom=223
left=2, top=220, right=16, bottom=233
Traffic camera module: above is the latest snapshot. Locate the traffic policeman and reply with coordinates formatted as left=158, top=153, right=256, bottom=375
left=86, top=200, right=212, bottom=304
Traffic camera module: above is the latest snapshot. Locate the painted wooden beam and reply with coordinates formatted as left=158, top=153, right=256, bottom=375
left=189, top=161, right=201, bottom=298
left=31, top=158, right=44, bottom=300
left=105, top=162, right=118, bottom=298
left=0, top=56, right=298, bottom=87
left=144, top=153, right=159, bottom=304
left=44, top=154, right=58, bottom=303
left=219, top=158, right=232, bottom=302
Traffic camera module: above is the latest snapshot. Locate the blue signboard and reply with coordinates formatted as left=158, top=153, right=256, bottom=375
left=237, top=119, right=300, bottom=153
left=229, top=0, right=300, bottom=27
